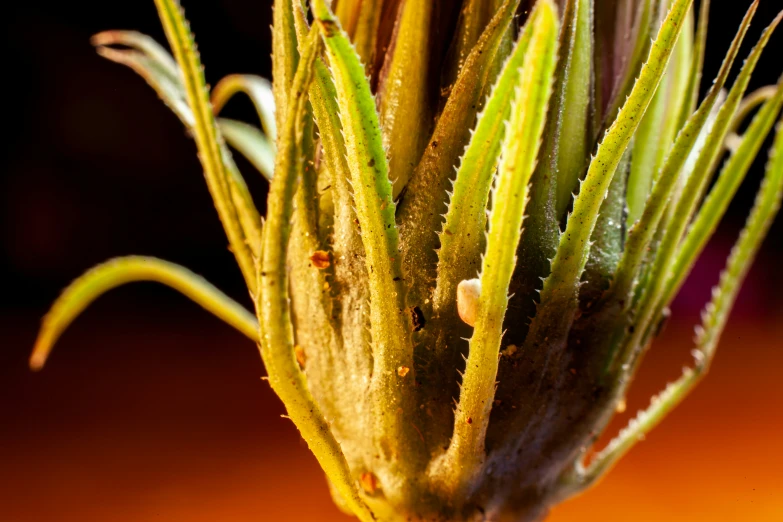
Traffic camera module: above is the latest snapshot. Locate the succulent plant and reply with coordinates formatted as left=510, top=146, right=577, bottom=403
left=30, top=0, right=783, bottom=520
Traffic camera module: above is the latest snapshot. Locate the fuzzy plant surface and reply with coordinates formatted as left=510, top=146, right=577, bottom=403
left=31, top=0, right=783, bottom=520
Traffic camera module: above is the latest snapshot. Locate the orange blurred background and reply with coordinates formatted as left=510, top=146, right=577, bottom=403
left=1, top=1, right=782, bottom=520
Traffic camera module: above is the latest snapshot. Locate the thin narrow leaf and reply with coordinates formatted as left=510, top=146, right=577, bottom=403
left=218, top=118, right=275, bottom=180
left=728, top=84, right=779, bottom=139
left=397, top=0, right=521, bottom=313
left=626, top=1, right=694, bottom=226
left=663, top=78, right=783, bottom=312
left=676, top=0, right=710, bottom=131
left=30, top=257, right=258, bottom=370
left=568, top=113, right=783, bottom=492
left=579, top=144, right=630, bottom=305
left=610, top=1, right=757, bottom=307
left=433, top=4, right=539, bottom=351
left=377, top=0, right=433, bottom=198
left=552, top=0, right=594, bottom=220
left=311, top=0, right=422, bottom=485
left=352, top=0, right=383, bottom=74
left=525, top=0, right=694, bottom=356
left=94, top=30, right=274, bottom=194
left=257, top=24, right=374, bottom=522
left=625, top=69, right=670, bottom=226
left=152, top=1, right=261, bottom=294
left=432, top=0, right=558, bottom=492
left=212, top=74, right=277, bottom=143
left=272, top=0, right=300, bottom=132
left=335, top=0, right=361, bottom=37
left=622, top=13, right=783, bottom=370
left=441, top=0, right=504, bottom=88
left=423, top=0, right=541, bottom=457
left=601, top=0, right=654, bottom=128
left=291, top=6, right=372, bottom=398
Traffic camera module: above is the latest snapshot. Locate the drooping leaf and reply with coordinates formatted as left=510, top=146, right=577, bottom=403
left=93, top=31, right=275, bottom=188
left=217, top=118, right=275, bottom=180
left=212, top=74, right=277, bottom=144
left=30, top=257, right=258, bottom=370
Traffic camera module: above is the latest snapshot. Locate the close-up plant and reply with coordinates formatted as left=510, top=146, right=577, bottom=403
left=28, top=0, right=783, bottom=520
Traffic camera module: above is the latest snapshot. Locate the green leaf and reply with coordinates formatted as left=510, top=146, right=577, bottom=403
left=93, top=31, right=275, bottom=191
left=272, top=0, right=301, bottom=133
left=621, top=11, right=783, bottom=371
left=525, top=0, right=694, bottom=357
left=695, top=115, right=783, bottom=361
left=396, top=0, right=521, bottom=315
left=217, top=118, right=275, bottom=180
left=376, top=0, right=433, bottom=198
left=664, top=77, right=783, bottom=313
left=311, top=0, right=422, bottom=491
left=430, top=0, right=559, bottom=493
left=676, top=0, right=710, bottom=131
left=151, top=0, right=262, bottom=294
left=291, top=7, right=372, bottom=407
left=599, top=0, right=655, bottom=129
left=441, top=0, right=505, bottom=89
left=352, top=0, right=384, bottom=74
left=257, top=23, right=375, bottom=522
left=610, top=0, right=758, bottom=310
left=565, top=112, right=783, bottom=493
left=552, top=0, right=594, bottom=220
left=626, top=1, right=695, bottom=227
left=30, top=257, right=258, bottom=370
left=212, top=74, right=277, bottom=144
left=625, top=69, right=670, bottom=226
left=424, top=0, right=540, bottom=460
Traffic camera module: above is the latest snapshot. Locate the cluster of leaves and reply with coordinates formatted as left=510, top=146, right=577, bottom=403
left=31, top=0, right=783, bottom=519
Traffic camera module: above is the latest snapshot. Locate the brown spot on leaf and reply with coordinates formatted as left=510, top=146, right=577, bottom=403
left=360, top=472, right=378, bottom=495
left=318, top=19, right=339, bottom=37
left=294, top=345, right=307, bottom=369
left=310, top=250, right=331, bottom=269
left=411, top=306, right=425, bottom=332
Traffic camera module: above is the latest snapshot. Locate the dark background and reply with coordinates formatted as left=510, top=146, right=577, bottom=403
left=1, top=1, right=782, bottom=521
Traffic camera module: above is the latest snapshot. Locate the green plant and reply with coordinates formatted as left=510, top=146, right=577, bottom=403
left=30, top=0, right=783, bottom=520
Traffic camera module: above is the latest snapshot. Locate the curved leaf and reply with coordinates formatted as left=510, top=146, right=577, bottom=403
left=30, top=257, right=258, bottom=370
left=212, top=74, right=277, bottom=143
